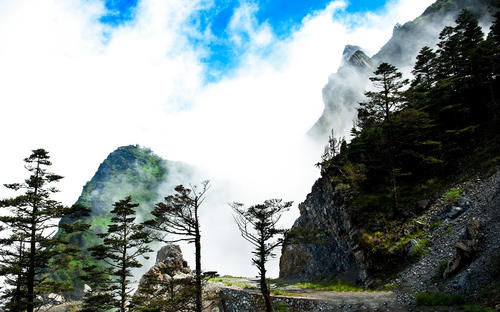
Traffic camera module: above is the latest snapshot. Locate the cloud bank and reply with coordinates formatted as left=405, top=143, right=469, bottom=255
left=0, top=0, right=434, bottom=277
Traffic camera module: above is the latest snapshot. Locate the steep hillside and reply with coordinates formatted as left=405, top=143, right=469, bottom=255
left=282, top=1, right=500, bottom=310
left=310, top=0, right=495, bottom=143
left=53, top=145, right=193, bottom=292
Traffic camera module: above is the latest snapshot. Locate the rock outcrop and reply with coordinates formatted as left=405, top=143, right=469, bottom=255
left=138, top=244, right=192, bottom=288
left=308, top=46, right=372, bottom=141
left=443, top=220, right=481, bottom=279
left=279, top=177, right=367, bottom=283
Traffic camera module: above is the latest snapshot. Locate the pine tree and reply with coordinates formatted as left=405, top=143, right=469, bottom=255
left=87, top=196, right=153, bottom=312
left=144, top=181, right=209, bottom=312
left=358, top=63, right=408, bottom=213
left=0, top=149, right=89, bottom=312
left=411, top=46, right=436, bottom=88
left=80, top=264, right=114, bottom=312
left=231, top=199, right=292, bottom=312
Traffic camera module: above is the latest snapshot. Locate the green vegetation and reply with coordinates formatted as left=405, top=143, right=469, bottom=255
left=444, top=187, right=463, bottom=205
left=294, top=279, right=368, bottom=292
left=270, top=290, right=302, bottom=297
left=416, top=293, right=496, bottom=311
left=431, top=220, right=443, bottom=230
left=51, top=145, right=191, bottom=293
left=211, top=278, right=256, bottom=290
left=416, top=292, right=466, bottom=306
left=410, top=238, right=430, bottom=261
left=439, top=260, right=449, bottom=275
left=0, top=149, right=91, bottom=312
left=318, top=8, right=500, bottom=276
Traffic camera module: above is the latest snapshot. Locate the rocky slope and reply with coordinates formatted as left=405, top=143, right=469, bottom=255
left=309, top=0, right=496, bottom=143
left=280, top=168, right=500, bottom=308
left=394, top=170, right=500, bottom=307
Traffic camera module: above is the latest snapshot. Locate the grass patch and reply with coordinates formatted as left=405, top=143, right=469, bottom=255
left=410, top=238, right=430, bottom=261
left=431, top=220, right=443, bottom=230
left=294, top=279, right=367, bottom=292
left=416, top=292, right=466, bottom=306
left=211, top=278, right=257, bottom=290
left=462, top=305, right=496, bottom=312
left=444, top=187, right=463, bottom=205
left=438, top=260, right=448, bottom=275
left=271, top=289, right=303, bottom=297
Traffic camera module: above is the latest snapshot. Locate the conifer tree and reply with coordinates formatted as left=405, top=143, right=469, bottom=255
left=231, top=199, right=292, bottom=312
left=358, top=63, right=408, bottom=213
left=145, top=181, right=210, bottom=312
left=0, top=149, right=89, bottom=312
left=87, top=196, right=153, bottom=312
left=411, top=46, right=436, bottom=88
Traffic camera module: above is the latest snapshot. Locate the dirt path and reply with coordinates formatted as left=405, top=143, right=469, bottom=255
left=209, top=277, right=406, bottom=311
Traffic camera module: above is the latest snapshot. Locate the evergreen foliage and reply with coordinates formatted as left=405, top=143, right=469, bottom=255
left=84, top=196, right=153, bottom=312
left=231, top=199, right=292, bottom=312
left=0, top=149, right=90, bottom=312
left=318, top=9, right=500, bottom=273
left=130, top=265, right=197, bottom=312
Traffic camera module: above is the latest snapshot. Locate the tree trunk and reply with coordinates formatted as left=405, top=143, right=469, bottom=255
left=121, top=215, right=127, bottom=312
left=195, top=211, right=202, bottom=312
left=27, top=160, right=41, bottom=312
left=259, top=242, right=272, bottom=312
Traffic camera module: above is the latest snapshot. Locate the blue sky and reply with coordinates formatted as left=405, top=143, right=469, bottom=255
left=100, top=0, right=389, bottom=80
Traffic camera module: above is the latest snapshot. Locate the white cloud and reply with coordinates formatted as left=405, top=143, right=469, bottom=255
left=0, top=0, right=434, bottom=277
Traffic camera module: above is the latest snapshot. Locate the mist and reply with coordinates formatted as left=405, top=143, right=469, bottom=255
left=0, top=0, right=435, bottom=279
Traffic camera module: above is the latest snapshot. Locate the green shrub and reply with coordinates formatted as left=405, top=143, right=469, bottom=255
left=462, top=304, right=497, bottom=312
left=431, top=220, right=443, bottom=230
left=410, top=238, right=430, bottom=261
left=439, top=260, right=448, bottom=275
left=444, top=187, right=463, bottom=205
left=416, top=292, right=466, bottom=306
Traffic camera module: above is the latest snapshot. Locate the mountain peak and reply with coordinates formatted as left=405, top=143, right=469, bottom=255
left=341, top=45, right=363, bottom=65
left=347, top=50, right=371, bottom=69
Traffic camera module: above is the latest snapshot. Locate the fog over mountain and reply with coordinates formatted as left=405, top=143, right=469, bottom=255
left=0, top=0, right=438, bottom=280
left=310, top=0, right=496, bottom=143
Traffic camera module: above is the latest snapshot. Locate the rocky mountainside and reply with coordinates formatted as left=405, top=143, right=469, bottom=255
left=53, top=145, right=193, bottom=291
left=284, top=0, right=499, bottom=288
left=309, top=0, right=496, bottom=143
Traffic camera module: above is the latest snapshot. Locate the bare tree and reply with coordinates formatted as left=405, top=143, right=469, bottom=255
left=231, top=199, right=292, bottom=312
left=145, top=181, right=209, bottom=312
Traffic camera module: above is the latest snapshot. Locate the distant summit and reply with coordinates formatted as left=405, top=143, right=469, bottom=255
left=309, top=0, right=495, bottom=143
left=54, top=145, right=193, bottom=294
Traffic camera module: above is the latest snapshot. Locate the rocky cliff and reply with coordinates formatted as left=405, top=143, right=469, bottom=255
left=279, top=174, right=368, bottom=283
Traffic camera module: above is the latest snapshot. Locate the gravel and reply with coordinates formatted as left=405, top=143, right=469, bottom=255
left=395, top=169, right=500, bottom=308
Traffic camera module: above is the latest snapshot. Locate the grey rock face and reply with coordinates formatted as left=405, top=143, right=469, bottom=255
left=279, top=177, right=363, bottom=282
left=139, top=244, right=192, bottom=287
left=155, top=244, right=190, bottom=272
left=308, top=47, right=372, bottom=142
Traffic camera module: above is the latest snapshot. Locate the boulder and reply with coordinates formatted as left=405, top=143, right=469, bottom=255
left=155, top=244, right=190, bottom=273
left=443, top=221, right=481, bottom=279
